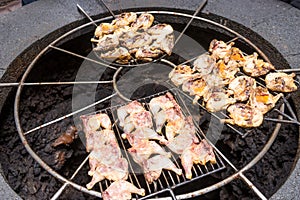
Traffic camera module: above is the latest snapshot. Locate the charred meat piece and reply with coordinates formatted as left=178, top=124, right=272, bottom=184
left=181, top=139, right=216, bottom=179
left=52, top=125, right=78, bottom=147
left=249, top=86, right=283, bottom=114
left=143, top=155, right=182, bottom=184
left=223, top=103, right=264, bottom=128
left=100, top=47, right=131, bottom=64
left=169, top=64, right=195, bottom=86
left=131, top=13, right=154, bottom=31
left=209, top=39, right=234, bottom=60
left=242, top=52, right=275, bottom=77
left=193, top=53, right=216, bottom=76
left=205, top=90, right=236, bottom=112
left=112, top=12, right=137, bottom=27
left=265, top=72, right=297, bottom=92
left=228, top=76, right=256, bottom=102
left=102, top=180, right=145, bottom=200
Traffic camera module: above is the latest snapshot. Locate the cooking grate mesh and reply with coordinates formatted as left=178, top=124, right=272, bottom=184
left=84, top=88, right=226, bottom=198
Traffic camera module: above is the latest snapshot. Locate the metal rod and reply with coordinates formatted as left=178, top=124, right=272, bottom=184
left=24, top=93, right=117, bottom=135
left=51, top=154, right=90, bottom=200
left=264, top=117, right=300, bottom=125
left=76, top=4, right=98, bottom=27
left=277, top=68, right=300, bottom=73
left=0, top=80, right=113, bottom=87
left=274, top=108, right=299, bottom=123
left=112, top=67, right=131, bottom=102
left=239, top=173, right=267, bottom=200
left=49, top=45, right=117, bottom=70
left=283, top=97, right=298, bottom=120
left=98, top=0, right=116, bottom=18
left=174, top=0, right=207, bottom=44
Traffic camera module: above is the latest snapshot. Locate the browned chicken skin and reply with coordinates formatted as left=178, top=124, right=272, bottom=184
left=249, top=86, right=283, bottom=114
left=223, top=103, right=264, bottom=128
left=265, top=72, right=297, bottom=92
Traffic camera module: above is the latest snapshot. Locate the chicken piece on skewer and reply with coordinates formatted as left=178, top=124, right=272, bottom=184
left=226, top=47, right=246, bottom=64
left=148, top=23, right=174, bottom=36
left=143, top=155, right=182, bottom=184
left=94, top=23, right=117, bottom=38
left=181, top=139, right=216, bottom=179
left=228, top=76, right=256, bottom=102
left=151, top=34, right=175, bottom=55
left=131, top=13, right=154, bottom=31
left=205, top=90, right=236, bottom=112
left=135, top=46, right=163, bottom=61
left=223, top=103, right=264, bottom=128
left=122, top=127, right=168, bottom=146
left=169, top=65, right=195, bottom=86
left=216, top=59, right=240, bottom=82
left=128, top=140, right=171, bottom=165
left=209, top=39, right=234, bottom=60
left=242, top=52, right=275, bottom=77
left=102, top=180, right=145, bottom=200
left=193, top=53, right=216, bottom=77
left=166, top=116, right=199, bottom=154
left=182, top=75, right=208, bottom=104
left=249, top=86, right=283, bottom=114
left=265, top=72, right=298, bottom=92
left=100, top=47, right=131, bottom=64
left=120, top=31, right=153, bottom=50
left=112, top=12, right=137, bottom=27
left=91, top=33, right=119, bottom=52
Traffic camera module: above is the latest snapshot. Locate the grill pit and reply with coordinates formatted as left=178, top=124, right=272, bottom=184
left=0, top=7, right=299, bottom=200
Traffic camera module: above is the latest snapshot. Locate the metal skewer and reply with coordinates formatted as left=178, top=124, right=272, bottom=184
left=174, top=0, right=208, bottom=45
left=77, top=4, right=98, bottom=27
left=0, top=80, right=113, bottom=87
left=98, top=0, right=116, bottom=18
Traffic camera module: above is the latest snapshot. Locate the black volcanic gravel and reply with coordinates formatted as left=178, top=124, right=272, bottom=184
left=0, top=27, right=298, bottom=200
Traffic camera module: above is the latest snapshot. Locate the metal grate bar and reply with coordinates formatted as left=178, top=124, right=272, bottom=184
left=49, top=45, right=117, bottom=70
left=24, top=93, right=116, bottom=135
